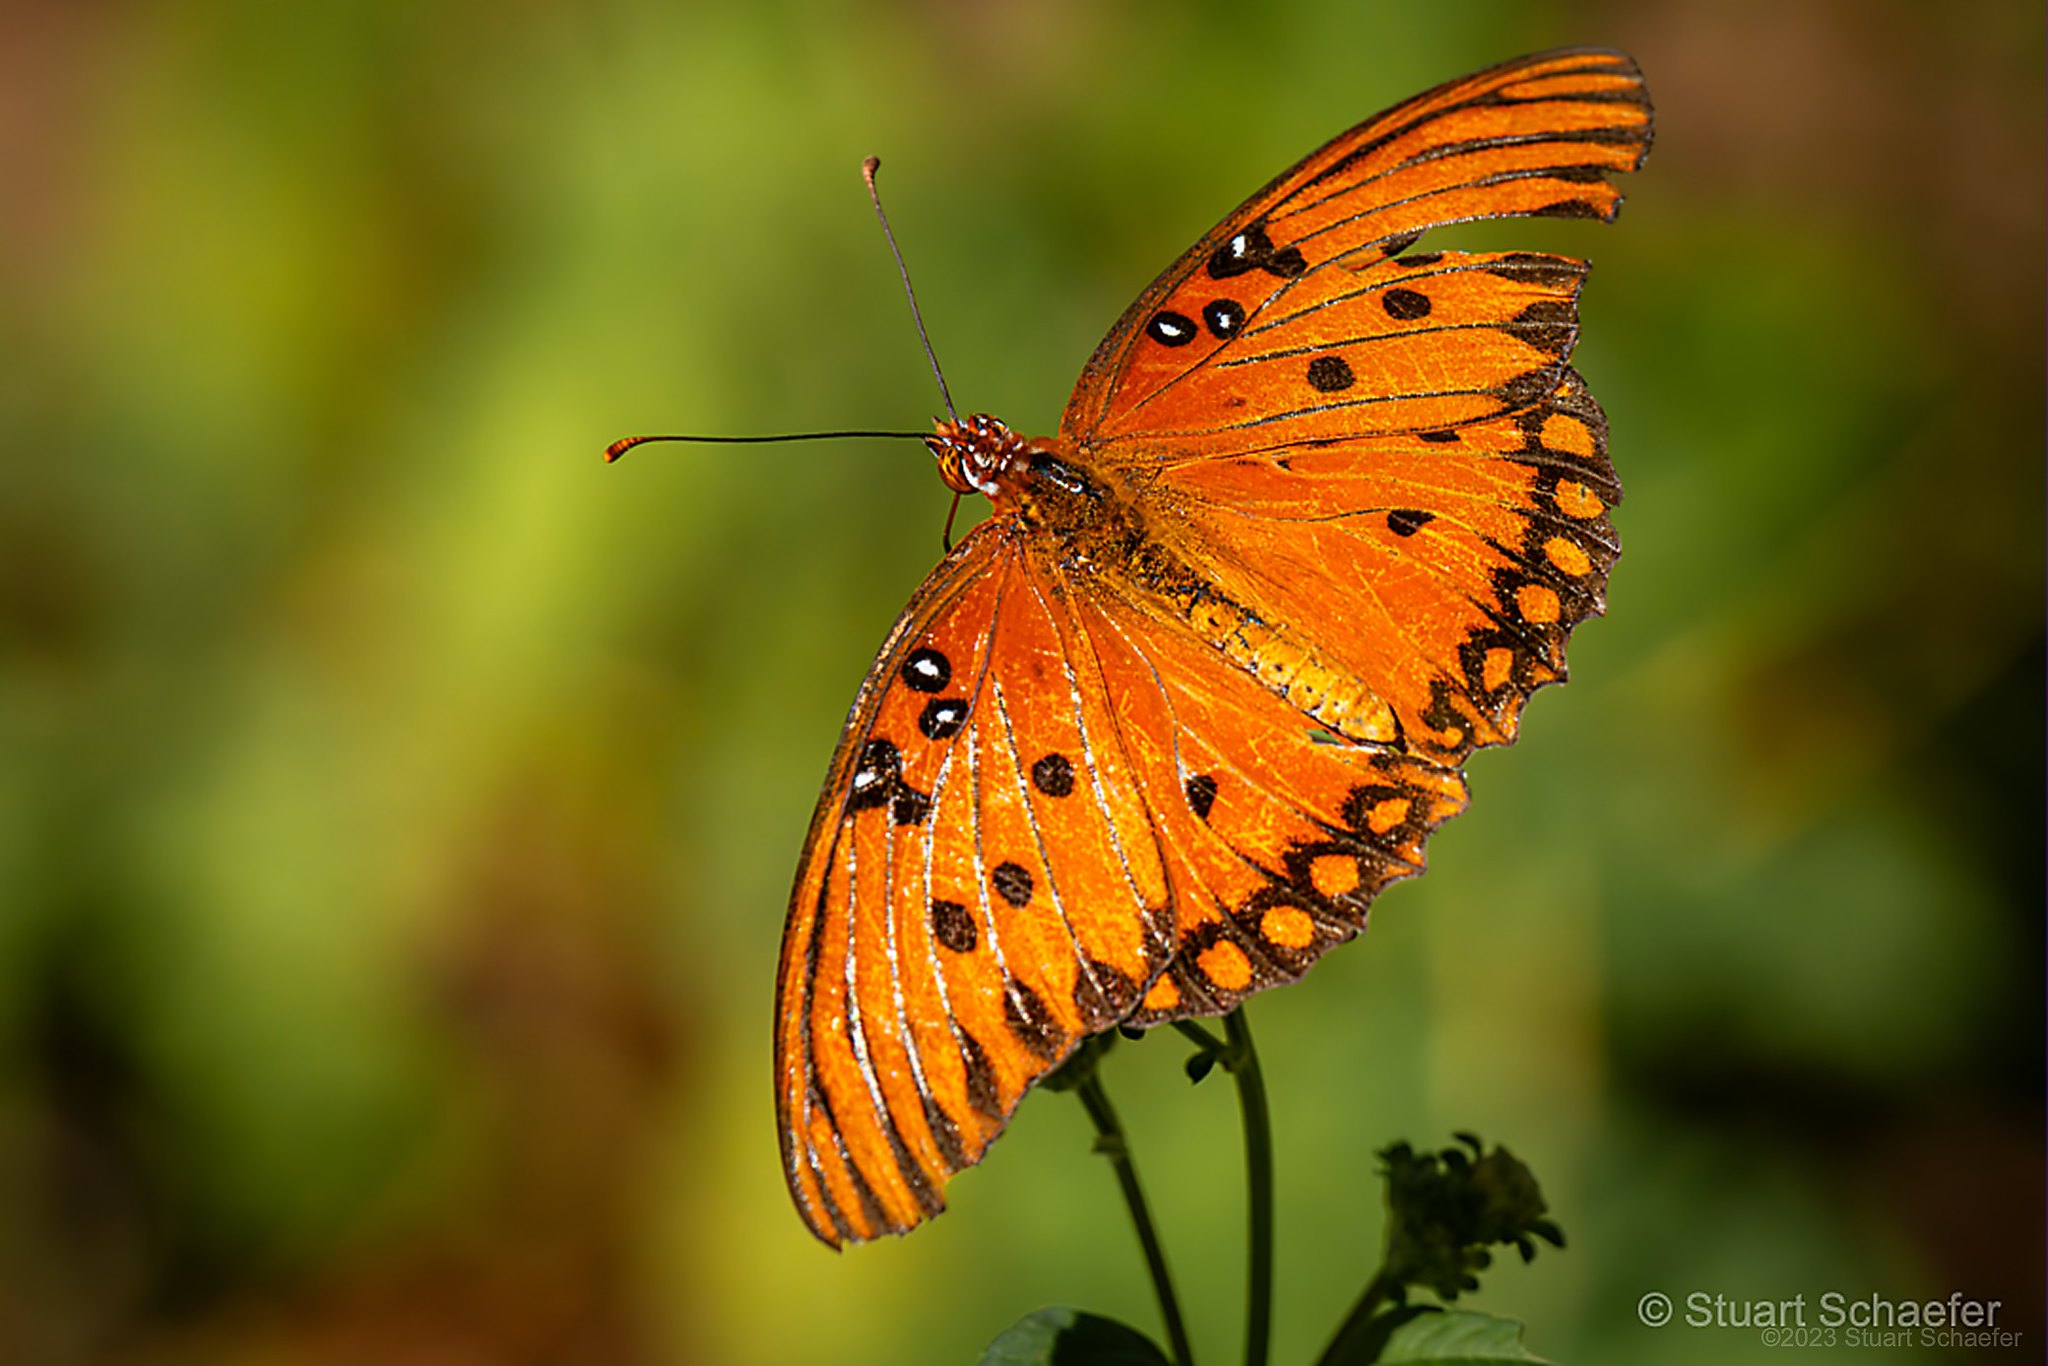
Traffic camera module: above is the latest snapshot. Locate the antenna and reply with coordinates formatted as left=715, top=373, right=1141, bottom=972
left=603, top=429, right=926, bottom=463
left=863, top=156, right=957, bottom=424
left=601, top=157, right=962, bottom=496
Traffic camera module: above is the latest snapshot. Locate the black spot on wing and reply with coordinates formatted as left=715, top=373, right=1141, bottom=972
left=991, top=860, right=1034, bottom=908
left=1498, top=369, right=1556, bottom=409
left=847, top=738, right=901, bottom=812
left=1532, top=193, right=1616, bottom=221
left=1263, top=245, right=1308, bottom=278
left=1207, top=222, right=1275, bottom=280
left=1003, top=980, right=1066, bottom=1059
left=1072, top=956, right=1138, bottom=1023
left=1147, top=311, right=1198, bottom=347
left=1484, top=252, right=1588, bottom=290
left=918, top=697, right=967, bottom=740
left=902, top=648, right=951, bottom=693
left=930, top=898, right=977, bottom=953
left=1382, top=288, right=1432, bottom=321
left=1202, top=298, right=1247, bottom=340
left=1307, top=355, right=1356, bottom=392
left=1031, top=752, right=1075, bottom=797
left=1505, top=299, right=1576, bottom=356
left=891, top=784, right=932, bottom=825
left=959, top=1030, right=1001, bottom=1118
left=922, top=1095, right=969, bottom=1171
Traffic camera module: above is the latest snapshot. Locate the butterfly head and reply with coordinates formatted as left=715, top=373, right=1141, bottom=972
left=926, top=413, right=1031, bottom=499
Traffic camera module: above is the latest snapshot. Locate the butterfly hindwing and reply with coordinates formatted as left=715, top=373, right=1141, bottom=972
left=1054, top=576, right=1468, bottom=1020
left=1153, top=361, right=1619, bottom=765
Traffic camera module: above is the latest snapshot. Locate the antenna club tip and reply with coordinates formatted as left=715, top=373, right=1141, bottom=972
left=862, top=155, right=881, bottom=177
left=603, top=437, right=640, bottom=462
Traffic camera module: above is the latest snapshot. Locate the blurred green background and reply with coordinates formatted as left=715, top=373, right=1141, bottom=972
left=2, top=2, right=2040, bottom=1363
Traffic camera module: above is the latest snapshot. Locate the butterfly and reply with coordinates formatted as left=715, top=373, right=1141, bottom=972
left=772, top=48, right=1651, bottom=1246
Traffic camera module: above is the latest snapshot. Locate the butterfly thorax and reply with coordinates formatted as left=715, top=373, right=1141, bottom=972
left=928, top=414, right=1146, bottom=551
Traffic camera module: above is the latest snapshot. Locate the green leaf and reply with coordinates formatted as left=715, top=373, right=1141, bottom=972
left=977, top=1307, right=1173, bottom=1366
left=1330, top=1309, right=1551, bottom=1365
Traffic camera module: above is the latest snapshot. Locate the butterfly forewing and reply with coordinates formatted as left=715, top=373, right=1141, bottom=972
left=776, top=535, right=1175, bottom=1246
left=777, top=540, right=999, bottom=1241
left=1061, top=48, right=1650, bottom=443
left=1096, top=249, right=1586, bottom=454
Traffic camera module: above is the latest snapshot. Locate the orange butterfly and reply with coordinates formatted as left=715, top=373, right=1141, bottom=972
left=772, top=48, right=1651, bottom=1246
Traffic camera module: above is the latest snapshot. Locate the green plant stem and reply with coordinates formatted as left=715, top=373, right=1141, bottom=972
left=1075, top=1068, right=1196, bottom=1366
left=1170, top=1019, right=1225, bottom=1051
left=1221, top=1008, right=1274, bottom=1366
left=1315, top=1271, right=1396, bottom=1366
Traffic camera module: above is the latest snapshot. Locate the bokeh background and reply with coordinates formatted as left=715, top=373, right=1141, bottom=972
left=2, top=2, right=2040, bottom=1363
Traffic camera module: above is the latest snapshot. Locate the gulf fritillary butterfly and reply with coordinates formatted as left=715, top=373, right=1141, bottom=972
left=758, top=48, right=1651, bottom=1246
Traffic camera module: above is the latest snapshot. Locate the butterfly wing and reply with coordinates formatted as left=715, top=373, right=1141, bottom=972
left=1155, top=344, right=1622, bottom=767
left=1035, top=50, right=1649, bottom=1014
left=776, top=527, right=1467, bottom=1245
left=1060, top=47, right=1651, bottom=445
left=1047, top=575, right=1471, bottom=1021
left=776, top=528, right=1177, bottom=1246
left=1050, top=48, right=1645, bottom=769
